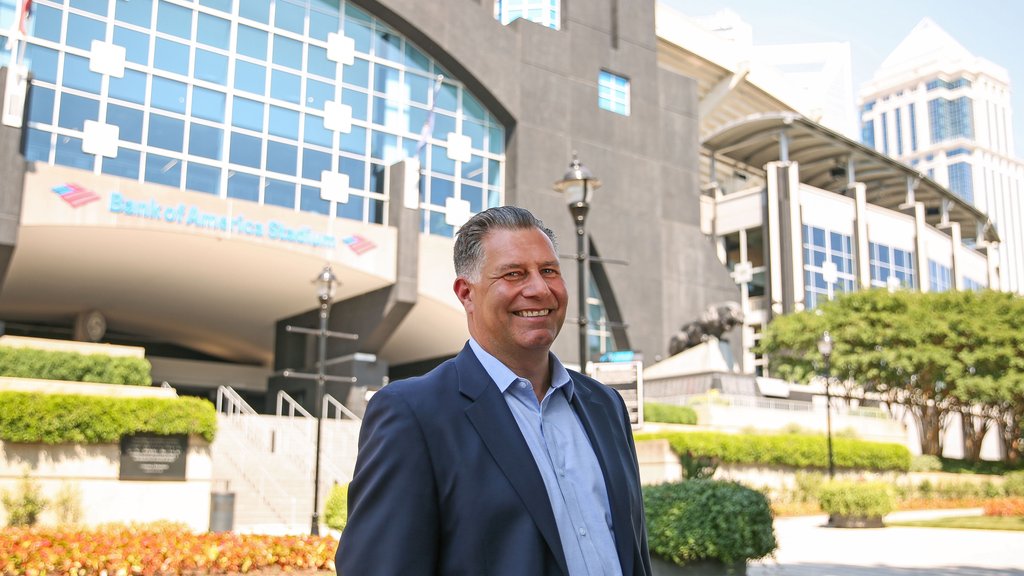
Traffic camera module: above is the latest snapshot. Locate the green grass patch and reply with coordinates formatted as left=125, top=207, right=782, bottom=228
left=888, top=515, right=1024, bottom=532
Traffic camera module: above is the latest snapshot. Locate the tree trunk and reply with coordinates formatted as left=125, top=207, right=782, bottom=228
left=912, top=404, right=945, bottom=456
left=1000, top=410, right=1024, bottom=464
left=961, top=411, right=990, bottom=462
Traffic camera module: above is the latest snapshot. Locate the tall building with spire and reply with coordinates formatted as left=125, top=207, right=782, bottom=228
left=858, top=18, right=1024, bottom=293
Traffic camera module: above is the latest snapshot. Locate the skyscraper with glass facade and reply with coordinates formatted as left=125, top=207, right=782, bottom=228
left=858, top=18, right=1024, bottom=293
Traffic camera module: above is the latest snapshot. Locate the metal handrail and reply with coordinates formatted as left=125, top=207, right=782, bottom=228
left=324, top=393, right=361, bottom=421
left=216, top=385, right=257, bottom=416
left=276, top=390, right=313, bottom=418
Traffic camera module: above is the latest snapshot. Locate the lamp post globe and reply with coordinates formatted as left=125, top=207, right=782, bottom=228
left=553, top=153, right=601, bottom=371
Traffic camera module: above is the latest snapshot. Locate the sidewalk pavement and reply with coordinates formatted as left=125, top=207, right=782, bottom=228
left=749, top=509, right=1024, bottom=576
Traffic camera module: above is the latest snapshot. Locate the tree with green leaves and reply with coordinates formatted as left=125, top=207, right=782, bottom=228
left=755, top=289, right=1024, bottom=462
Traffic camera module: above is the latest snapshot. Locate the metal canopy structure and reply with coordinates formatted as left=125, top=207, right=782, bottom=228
left=703, top=112, right=1000, bottom=244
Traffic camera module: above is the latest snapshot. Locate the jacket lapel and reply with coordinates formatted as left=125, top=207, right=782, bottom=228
left=571, top=376, right=636, bottom=576
left=456, top=346, right=570, bottom=576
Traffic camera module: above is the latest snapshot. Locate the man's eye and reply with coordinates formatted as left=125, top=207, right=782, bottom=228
left=541, top=268, right=560, bottom=276
left=505, top=271, right=523, bottom=279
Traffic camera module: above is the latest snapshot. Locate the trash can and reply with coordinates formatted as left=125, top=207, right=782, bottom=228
left=209, top=491, right=235, bottom=532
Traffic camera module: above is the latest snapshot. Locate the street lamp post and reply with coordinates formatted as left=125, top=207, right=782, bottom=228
left=310, top=265, right=336, bottom=536
left=817, top=331, right=835, bottom=479
left=553, top=153, right=601, bottom=371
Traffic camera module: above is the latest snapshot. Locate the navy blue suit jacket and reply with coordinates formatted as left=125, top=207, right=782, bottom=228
left=336, top=343, right=652, bottom=576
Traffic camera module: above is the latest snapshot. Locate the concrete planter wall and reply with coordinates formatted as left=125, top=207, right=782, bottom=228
left=652, top=556, right=747, bottom=575
left=0, top=437, right=212, bottom=531
left=827, top=514, right=885, bottom=528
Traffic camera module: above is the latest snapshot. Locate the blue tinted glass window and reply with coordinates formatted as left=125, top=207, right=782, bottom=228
left=239, top=0, right=270, bottom=24
left=369, top=163, right=385, bottom=194
left=227, top=171, right=259, bottom=201
left=197, top=13, right=230, bottom=49
left=302, top=148, right=331, bottom=180
left=275, top=0, right=305, bottom=33
left=27, top=86, right=55, bottom=125
left=154, top=38, right=190, bottom=75
left=303, top=114, right=332, bottom=146
left=24, top=129, right=52, bottom=162
left=340, top=125, right=366, bottom=154
left=464, top=94, right=485, bottom=123
left=192, top=87, right=226, bottom=122
left=106, top=104, right=144, bottom=143
left=57, top=94, right=99, bottom=130
left=270, top=70, right=301, bottom=103
left=339, top=156, right=365, bottom=189
left=145, top=153, right=182, bottom=187
left=430, top=176, right=454, bottom=206
left=342, top=88, right=367, bottom=121
left=374, top=65, right=399, bottom=94
left=264, top=178, right=296, bottom=208
left=229, top=132, right=262, bottom=167
left=147, top=112, right=185, bottom=150
left=343, top=19, right=371, bottom=53
left=268, top=106, right=299, bottom=139
left=432, top=113, right=455, bottom=140
left=306, top=45, right=334, bottom=78
left=405, top=44, right=429, bottom=73
left=113, top=27, right=150, bottom=65
left=109, top=69, right=148, bottom=104
left=273, top=35, right=302, bottom=70
left=72, top=0, right=107, bottom=15
left=115, top=0, right=152, bottom=26
left=189, top=124, right=223, bottom=159
left=199, top=0, right=233, bottom=14
left=305, top=79, right=333, bottom=109
left=61, top=54, right=102, bottom=94
left=266, top=141, right=297, bottom=175
left=462, top=154, right=483, bottom=182
left=342, top=58, right=370, bottom=87
left=157, top=1, right=192, bottom=39
left=436, top=83, right=457, bottom=112
left=336, top=193, right=364, bottom=221
left=148, top=114, right=185, bottom=152
left=195, top=49, right=229, bottom=84
left=407, top=73, right=431, bottom=105
left=488, top=159, right=501, bottom=186
left=66, top=13, right=105, bottom=50
left=186, top=162, right=221, bottom=194
left=428, top=211, right=453, bottom=238
left=463, top=184, right=483, bottom=213
left=25, top=45, right=59, bottom=84
left=488, top=125, right=503, bottom=154
left=234, top=60, right=266, bottom=94
left=373, top=29, right=401, bottom=62
left=33, top=4, right=63, bottom=42
left=102, top=147, right=141, bottom=179
left=231, top=97, right=264, bottom=131
left=370, top=131, right=399, bottom=162
left=151, top=77, right=187, bottom=113
left=308, top=8, right=337, bottom=41
left=464, top=120, right=485, bottom=151
left=300, top=185, right=329, bottom=214
left=55, top=135, right=94, bottom=170
left=236, top=25, right=267, bottom=60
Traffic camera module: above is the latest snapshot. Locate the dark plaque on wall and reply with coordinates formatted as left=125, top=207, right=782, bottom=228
left=119, top=433, right=188, bottom=481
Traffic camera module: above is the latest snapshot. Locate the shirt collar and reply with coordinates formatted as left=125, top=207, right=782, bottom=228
left=468, top=338, right=574, bottom=400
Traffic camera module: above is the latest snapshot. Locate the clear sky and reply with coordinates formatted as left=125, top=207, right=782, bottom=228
left=662, top=0, right=1024, bottom=157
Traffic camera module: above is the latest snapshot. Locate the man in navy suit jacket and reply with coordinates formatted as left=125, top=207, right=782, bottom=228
left=336, top=206, right=652, bottom=575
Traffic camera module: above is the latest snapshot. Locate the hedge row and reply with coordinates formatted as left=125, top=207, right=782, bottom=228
left=0, top=347, right=151, bottom=386
left=0, top=392, right=217, bottom=443
left=637, top=430, right=911, bottom=472
left=643, top=402, right=698, bottom=425
left=817, top=481, right=895, bottom=517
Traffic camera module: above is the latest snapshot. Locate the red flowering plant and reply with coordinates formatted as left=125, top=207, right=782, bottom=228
left=0, top=523, right=336, bottom=575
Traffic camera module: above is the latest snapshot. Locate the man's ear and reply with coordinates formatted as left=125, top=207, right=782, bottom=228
left=453, top=277, right=473, bottom=310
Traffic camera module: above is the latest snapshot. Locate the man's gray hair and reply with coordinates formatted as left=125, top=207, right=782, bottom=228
left=454, top=206, right=557, bottom=281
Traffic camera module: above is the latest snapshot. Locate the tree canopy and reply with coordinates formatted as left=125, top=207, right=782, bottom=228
left=755, top=289, right=1024, bottom=461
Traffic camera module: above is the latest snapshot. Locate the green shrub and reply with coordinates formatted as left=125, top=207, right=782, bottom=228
left=939, top=457, right=1024, bottom=475
left=818, top=481, right=894, bottom=518
left=1, top=472, right=47, bottom=527
left=0, top=392, right=217, bottom=443
left=679, top=451, right=717, bottom=480
left=644, top=479, right=777, bottom=566
left=910, top=454, right=942, bottom=472
left=0, top=347, right=151, bottom=386
left=644, top=402, right=698, bottom=425
left=793, top=471, right=826, bottom=503
left=1004, top=471, right=1024, bottom=497
left=323, top=483, right=348, bottom=531
left=636, top=431, right=911, bottom=472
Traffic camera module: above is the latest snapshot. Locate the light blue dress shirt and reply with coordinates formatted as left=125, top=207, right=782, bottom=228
left=469, top=339, right=623, bottom=576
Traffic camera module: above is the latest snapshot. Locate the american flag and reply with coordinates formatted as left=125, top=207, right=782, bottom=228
left=52, top=183, right=101, bottom=208
left=19, top=0, right=33, bottom=35
left=342, top=234, right=376, bottom=255
left=415, top=74, right=445, bottom=156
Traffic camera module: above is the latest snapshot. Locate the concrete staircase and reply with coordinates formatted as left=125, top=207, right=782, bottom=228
left=211, top=387, right=361, bottom=533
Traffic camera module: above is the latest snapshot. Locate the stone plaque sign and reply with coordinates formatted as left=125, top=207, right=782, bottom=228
left=119, top=433, right=188, bottom=481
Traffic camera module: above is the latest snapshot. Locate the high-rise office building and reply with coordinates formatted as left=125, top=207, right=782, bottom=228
left=858, top=18, right=1024, bottom=293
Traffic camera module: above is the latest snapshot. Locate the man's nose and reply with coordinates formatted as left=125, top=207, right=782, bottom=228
left=522, top=271, right=553, bottom=297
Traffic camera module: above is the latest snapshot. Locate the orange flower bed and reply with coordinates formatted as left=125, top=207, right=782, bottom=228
left=0, top=525, right=337, bottom=576
left=983, top=498, right=1024, bottom=517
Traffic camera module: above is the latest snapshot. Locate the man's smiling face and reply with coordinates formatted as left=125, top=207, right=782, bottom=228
left=454, top=227, right=568, bottom=366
